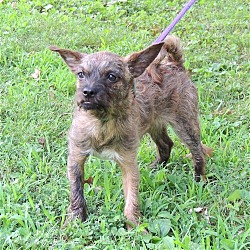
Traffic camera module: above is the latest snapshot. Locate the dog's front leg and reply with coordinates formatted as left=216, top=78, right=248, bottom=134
left=64, top=144, right=88, bottom=226
left=118, top=157, right=140, bottom=229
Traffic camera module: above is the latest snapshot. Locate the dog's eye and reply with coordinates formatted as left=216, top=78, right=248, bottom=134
left=77, top=72, right=85, bottom=79
left=107, top=73, right=117, bottom=83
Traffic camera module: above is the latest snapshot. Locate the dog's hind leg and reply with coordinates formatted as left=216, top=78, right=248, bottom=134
left=170, top=116, right=206, bottom=182
left=148, top=124, right=174, bottom=167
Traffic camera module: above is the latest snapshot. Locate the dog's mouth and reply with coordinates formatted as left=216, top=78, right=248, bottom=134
left=79, top=101, right=100, bottom=110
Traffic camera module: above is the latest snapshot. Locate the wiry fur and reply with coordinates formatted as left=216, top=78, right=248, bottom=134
left=50, top=35, right=209, bottom=228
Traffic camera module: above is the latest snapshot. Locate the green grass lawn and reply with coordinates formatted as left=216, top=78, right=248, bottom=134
left=0, top=0, right=249, bottom=249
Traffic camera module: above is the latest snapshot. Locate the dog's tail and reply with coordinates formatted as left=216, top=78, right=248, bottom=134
left=163, top=35, right=184, bottom=66
left=146, top=35, right=185, bottom=83
left=154, top=35, right=184, bottom=67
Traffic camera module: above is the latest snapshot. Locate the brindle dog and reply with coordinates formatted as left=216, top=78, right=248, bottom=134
left=50, top=36, right=209, bottom=228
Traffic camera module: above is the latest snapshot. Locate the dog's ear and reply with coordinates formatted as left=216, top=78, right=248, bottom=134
left=49, top=46, right=86, bottom=73
left=125, top=42, right=164, bottom=78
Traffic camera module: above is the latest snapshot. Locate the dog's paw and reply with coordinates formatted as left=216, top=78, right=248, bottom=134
left=62, top=206, right=87, bottom=228
left=194, top=174, right=207, bottom=183
left=149, top=160, right=159, bottom=169
left=149, top=159, right=168, bottom=169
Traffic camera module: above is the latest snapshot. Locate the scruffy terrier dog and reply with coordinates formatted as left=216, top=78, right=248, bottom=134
left=50, top=36, right=209, bottom=228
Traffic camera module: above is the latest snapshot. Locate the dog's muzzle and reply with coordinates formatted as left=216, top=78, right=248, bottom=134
left=76, top=87, right=98, bottom=110
left=76, top=85, right=108, bottom=111
left=83, top=87, right=96, bottom=99
left=79, top=101, right=99, bottom=110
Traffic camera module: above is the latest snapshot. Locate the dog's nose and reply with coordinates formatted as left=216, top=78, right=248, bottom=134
left=83, top=87, right=96, bottom=98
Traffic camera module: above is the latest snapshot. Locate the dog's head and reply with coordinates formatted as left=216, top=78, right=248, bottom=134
left=50, top=43, right=163, bottom=115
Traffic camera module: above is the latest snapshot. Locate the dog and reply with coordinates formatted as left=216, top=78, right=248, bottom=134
left=50, top=36, right=210, bottom=228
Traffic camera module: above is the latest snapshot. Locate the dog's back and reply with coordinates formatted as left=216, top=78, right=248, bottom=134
left=135, top=36, right=196, bottom=132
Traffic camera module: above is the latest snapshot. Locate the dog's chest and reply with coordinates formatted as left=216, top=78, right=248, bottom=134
left=88, top=147, right=122, bottom=161
left=84, top=136, right=123, bottom=162
left=80, top=120, right=123, bottom=161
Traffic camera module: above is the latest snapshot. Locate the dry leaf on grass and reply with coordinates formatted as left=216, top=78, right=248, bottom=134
left=212, top=108, right=234, bottom=116
left=44, top=4, right=53, bottom=11
left=48, top=91, right=55, bottom=99
left=84, top=176, right=93, bottom=185
left=189, top=207, right=206, bottom=213
left=186, top=142, right=213, bottom=159
left=31, top=69, right=41, bottom=80
left=185, top=153, right=193, bottom=159
left=94, top=186, right=102, bottom=193
left=11, top=2, right=17, bottom=8
left=202, top=143, right=213, bottom=157
left=38, top=138, right=46, bottom=148
left=189, top=207, right=210, bottom=223
left=151, top=26, right=163, bottom=36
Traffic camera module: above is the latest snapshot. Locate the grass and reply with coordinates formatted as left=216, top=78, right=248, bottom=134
left=0, top=0, right=249, bottom=249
